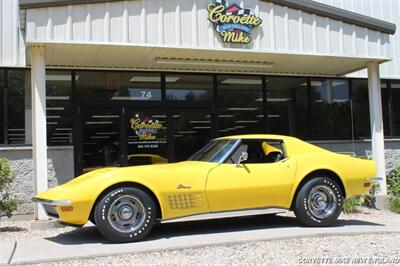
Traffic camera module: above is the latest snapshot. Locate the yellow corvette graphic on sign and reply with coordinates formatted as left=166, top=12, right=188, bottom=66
left=33, top=135, right=378, bottom=242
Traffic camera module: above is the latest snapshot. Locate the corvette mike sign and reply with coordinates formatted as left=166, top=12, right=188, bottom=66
left=208, top=0, right=262, bottom=44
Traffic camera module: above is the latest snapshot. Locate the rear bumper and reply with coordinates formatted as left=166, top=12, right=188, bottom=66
left=367, top=177, right=384, bottom=182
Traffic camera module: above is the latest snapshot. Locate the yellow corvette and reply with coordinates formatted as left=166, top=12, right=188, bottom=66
left=33, top=134, right=378, bottom=242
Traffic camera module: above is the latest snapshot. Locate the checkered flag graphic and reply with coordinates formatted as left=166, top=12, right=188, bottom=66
left=232, top=8, right=255, bottom=16
left=215, top=0, right=255, bottom=17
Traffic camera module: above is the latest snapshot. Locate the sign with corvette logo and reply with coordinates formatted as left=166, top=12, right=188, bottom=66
left=207, top=0, right=262, bottom=44
left=130, top=114, right=162, bottom=140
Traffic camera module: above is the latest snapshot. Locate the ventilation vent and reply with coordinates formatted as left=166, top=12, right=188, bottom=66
left=168, top=193, right=203, bottom=209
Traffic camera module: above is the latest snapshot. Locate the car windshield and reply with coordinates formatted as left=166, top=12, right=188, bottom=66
left=188, top=139, right=238, bottom=163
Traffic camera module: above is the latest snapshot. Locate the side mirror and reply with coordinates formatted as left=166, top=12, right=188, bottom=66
left=236, top=151, right=248, bottom=167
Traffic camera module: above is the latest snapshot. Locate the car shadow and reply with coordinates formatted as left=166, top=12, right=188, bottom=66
left=45, top=214, right=384, bottom=245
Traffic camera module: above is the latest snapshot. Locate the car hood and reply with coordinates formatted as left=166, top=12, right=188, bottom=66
left=69, top=160, right=214, bottom=185
left=34, top=161, right=215, bottom=201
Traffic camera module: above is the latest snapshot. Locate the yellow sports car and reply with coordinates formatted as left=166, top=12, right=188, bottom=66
left=33, top=134, right=378, bottom=242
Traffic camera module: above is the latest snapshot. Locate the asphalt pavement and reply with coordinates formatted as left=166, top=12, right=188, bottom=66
left=1, top=213, right=400, bottom=265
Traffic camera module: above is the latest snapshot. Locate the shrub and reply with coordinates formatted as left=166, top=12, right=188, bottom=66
left=389, top=196, right=400, bottom=213
left=0, top=158, right=17, bottom=218
left=343, top=196, right=363, bottom=214
left=387, top=166, right=400, bottom=197
left=387, top=166, right=400, bottom=214
left=363, top=183, right=380, bottom=208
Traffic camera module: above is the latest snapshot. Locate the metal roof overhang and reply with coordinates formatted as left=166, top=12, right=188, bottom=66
left=27, top=41, right=389, bottom=77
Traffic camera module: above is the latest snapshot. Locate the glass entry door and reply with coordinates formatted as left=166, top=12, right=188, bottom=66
left=171, top=110, right=212, bottom=162
left=80, top=108, right=122, bottom=173
left=77, top=107, right=212, bottom=174
left=125, top=108, right=212, bottom=164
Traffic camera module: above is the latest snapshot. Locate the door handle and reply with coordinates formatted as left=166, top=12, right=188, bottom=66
left=280, top=158, right=290, bottom=168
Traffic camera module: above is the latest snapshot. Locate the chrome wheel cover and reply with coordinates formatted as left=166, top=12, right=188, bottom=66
left=307, top=185, right=338, bottom=219
left=107, top=195, right=146, bottom=233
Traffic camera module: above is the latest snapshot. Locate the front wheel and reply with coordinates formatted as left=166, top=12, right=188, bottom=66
left=94, top=187, right=157, bottom=242
left=294, top=177, right=343, bottom=226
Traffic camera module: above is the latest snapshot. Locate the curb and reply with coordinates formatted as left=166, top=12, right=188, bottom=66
left=10, top=230, right=400, bottom=265
left=30, top=220, right=61, bottom=231
left=0, top=241, right=16, bottom=266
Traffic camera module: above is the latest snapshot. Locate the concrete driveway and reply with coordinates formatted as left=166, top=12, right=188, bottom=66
left=2, top=213, right=400, bottom=265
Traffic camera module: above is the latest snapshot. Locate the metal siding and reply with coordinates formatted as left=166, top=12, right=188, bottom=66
left=0, top=0, right=25, bottom=67
left=288, top=8, right=300, bottom=51
left=25, top=0, right=391, bottom=65
left=314, top=0, right=400, bottom=79
left=316, top=16, right=327, bottom=53
left=302, top=11, right=313, bottom=52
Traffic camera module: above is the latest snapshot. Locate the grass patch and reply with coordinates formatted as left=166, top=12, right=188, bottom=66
left=343, top=196, right=363, bottom=214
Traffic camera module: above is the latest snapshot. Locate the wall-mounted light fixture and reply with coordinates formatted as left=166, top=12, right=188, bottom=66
left=155, top=57, right=273, bottom=69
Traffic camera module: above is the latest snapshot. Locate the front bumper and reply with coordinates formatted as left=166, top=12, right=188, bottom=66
left=32, top=197, right=72, bottom=219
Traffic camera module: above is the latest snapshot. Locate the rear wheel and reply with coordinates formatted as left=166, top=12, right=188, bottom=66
left=294, top=176, right=343, bottom=226
left=94, top=187, right=156, bottom=242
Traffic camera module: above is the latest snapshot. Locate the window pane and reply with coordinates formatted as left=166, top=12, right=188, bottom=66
left=228, top=139, right=284, bottom=164
left=392, top=82, right=400, bottom=137
left=352, top=80, right=371, bottom=139
left=172, top=110, right=212, bottom=162
left=0, top=70, right=4, bottom=144
left=8, top=69, right=29, bottom=145
left=76, top=72, right=161, bottom=102
left=266, top=77, right=307, bottom=138
left=81, top=109, right=121, bottom=172
left=381, top=81, right=391, bottom=137
left=166, top=74, right=212, bottom=101
left=311, top=79, right=350, bottom=140
left=189, top=139, right=235, bottom=163
left=46, top=70, right=73, bottom=146
left=217, top=76, right=264, bottom=136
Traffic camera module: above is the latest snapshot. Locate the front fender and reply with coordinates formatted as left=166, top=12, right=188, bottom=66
left=34, top=169, right=165, bottom=225
left=90, top=175, right=166, bottom=220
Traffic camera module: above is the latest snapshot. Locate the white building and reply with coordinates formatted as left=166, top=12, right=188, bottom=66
left=0, top=0, right=398, bottom=218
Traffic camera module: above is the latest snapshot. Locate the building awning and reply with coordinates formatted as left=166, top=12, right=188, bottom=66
left=24, top=0, right=395, bottom=76
left=28, top=41, right=389, bottom=76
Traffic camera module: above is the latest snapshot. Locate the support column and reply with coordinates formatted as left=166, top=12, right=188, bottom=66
left=367, top=62, right=387, bottom=196
left=31, top=45, right=48, bottom=220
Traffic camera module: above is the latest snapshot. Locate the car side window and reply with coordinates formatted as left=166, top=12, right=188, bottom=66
left=226, top=139, right=285, bottom=164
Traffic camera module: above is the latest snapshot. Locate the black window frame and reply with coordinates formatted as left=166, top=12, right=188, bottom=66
left=1, top=69, right=399, bottom=146
left=0, top=67, right=31, bottom=147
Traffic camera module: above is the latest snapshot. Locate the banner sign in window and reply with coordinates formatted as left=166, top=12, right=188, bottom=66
left=208, top=0, right=262, bottom=44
